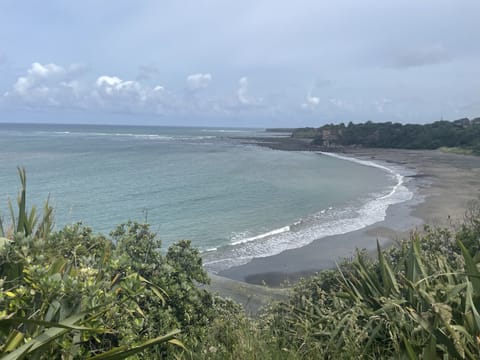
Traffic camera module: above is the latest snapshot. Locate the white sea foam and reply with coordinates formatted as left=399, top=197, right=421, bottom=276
left=203, top=153, right=414, bottom=273
left=176, top=136, right=216, bottom=140
left=79, top=132, right=175, bottom=140
left=201, top=129, right=250, bottom=133
left=49, top=131, right=218, bottom=141
left=231, top=225, right=290, bottom=245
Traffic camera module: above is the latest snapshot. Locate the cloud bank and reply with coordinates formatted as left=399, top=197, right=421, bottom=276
left=3, top=63, right=268, bottom=119
left=2, top=57, right=480, bottom=126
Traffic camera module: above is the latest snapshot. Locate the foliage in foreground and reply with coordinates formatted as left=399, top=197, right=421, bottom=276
left=2, top=168, right=480, bottom=359
left=265, top=213, right=480, bottom=359
left=0, top=169, right=242, bottom=359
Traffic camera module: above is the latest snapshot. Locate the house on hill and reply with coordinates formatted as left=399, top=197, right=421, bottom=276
left=320, top=128, right=342, bottom=147
left=453, top=118, right=471, bottom=128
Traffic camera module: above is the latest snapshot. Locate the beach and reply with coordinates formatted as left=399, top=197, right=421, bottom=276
left=216, top=146, right=480, bottom=287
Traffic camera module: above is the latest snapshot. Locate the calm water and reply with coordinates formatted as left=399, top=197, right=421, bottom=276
left=0, top=123, right=411, bottom=272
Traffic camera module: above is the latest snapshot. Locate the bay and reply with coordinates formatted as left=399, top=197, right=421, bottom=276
left=0, top=123, right=409, bottom=272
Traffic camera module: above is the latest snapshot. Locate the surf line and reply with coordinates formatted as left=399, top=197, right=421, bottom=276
left=228, top=152, right=409, bottom=249
left=231, top=225, right=291, bottom=246
left=318, top=151, right=407, bottom=201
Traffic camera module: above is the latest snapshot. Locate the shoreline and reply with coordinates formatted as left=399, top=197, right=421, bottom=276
left=212, top=141, right=480, bottom=287
left=203, top=147, right=411, bottom=276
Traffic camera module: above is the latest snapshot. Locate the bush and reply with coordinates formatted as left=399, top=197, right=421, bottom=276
left=264, top=221, right=480, bottom=359
left=3, top=168, right=480, bottom=359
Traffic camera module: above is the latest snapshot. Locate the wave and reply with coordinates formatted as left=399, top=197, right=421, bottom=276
left=201, top=129, right=250, bottom=133
left=203, top=153, right=414, bottom=273
left=48, top=131, right=217, bottom=141
left=231, top=225, right=290, bottom=246
left=319, top=152, right=405, bottom=200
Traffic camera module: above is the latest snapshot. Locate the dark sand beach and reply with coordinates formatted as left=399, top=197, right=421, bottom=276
left=214, top=142, right=480, bottom=289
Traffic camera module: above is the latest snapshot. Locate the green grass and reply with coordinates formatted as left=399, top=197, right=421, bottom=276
left=438, top=146, right=475, bottom=155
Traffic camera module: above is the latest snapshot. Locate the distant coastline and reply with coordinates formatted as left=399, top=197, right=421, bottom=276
left=264, top=117, right=480, bottom=154
left=236, top=135, right=338, bottom=152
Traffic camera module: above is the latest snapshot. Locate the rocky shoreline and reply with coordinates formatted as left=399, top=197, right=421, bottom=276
left=236, top=135, right=341, bottom=152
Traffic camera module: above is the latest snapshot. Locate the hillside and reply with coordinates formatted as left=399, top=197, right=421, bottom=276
left=289, top=118, right=480, bottom=153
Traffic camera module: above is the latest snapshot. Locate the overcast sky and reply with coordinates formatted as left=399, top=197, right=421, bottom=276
left=0, top=0, right=479, bottom=127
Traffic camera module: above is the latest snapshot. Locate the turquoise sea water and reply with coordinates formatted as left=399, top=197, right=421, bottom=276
left=0, top=123, right=411, bottom=272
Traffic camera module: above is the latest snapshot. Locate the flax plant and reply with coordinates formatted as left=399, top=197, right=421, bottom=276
left=265, top=221, right=480, bottom=359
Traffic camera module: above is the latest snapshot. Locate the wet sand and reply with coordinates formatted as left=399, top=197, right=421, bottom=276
left=216, top=148, right=480, bottom=286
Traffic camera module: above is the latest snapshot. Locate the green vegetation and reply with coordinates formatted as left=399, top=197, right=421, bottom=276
left=265, top=128, right=296, bottom=133
left=266, top=219, right=480, bottom=359
left=0, top=169, right=241, bottom=359
left=291, top=127, right=317, bottom=139
left=3, top=169, right=480, bottom=358
left=291, top=118, right=480, bottom=153
left=439, top=147, right=475, bottom=155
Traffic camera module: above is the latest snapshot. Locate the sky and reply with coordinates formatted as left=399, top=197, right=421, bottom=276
left=0, top=0, right=479, bottom=127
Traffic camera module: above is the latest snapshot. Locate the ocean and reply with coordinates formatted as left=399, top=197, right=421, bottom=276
left=0, top=123, right=412, bottom=272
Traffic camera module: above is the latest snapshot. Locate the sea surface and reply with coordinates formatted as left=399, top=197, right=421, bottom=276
left=0, top=123, right=412, bottom=272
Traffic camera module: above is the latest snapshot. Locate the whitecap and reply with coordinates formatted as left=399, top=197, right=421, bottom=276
left=231, top=225, right=291, bottom=245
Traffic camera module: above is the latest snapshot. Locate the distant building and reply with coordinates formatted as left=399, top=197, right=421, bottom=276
left=321, top=128, right=342, bottom=147
left=453, top=118, right=471, bottom=128
left=471, top=117, right=480, bottom=125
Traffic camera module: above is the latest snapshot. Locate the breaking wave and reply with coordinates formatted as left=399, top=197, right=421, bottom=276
left=202, top=153, right=414, bottom=273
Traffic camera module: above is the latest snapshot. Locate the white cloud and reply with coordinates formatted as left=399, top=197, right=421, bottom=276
left=5, top=63, right=169, bottom=113
left=4, top=62, right=274, bottom=118
left=237, top=77, right=250, bottom=105
left=95, top=76, right=144, bottom=99
left=12, top=62, right=65, bottom=96
left=230, top=76, right=265, bottom=110
left=301, top=94, right=320, bottom=110
left=186, top=73, right=212, bottom=90
left=92, top=75, right=176, bottom=114
left=4, top=62, right=87, bottom=106
left=96, top=75, right=121, bottom=88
